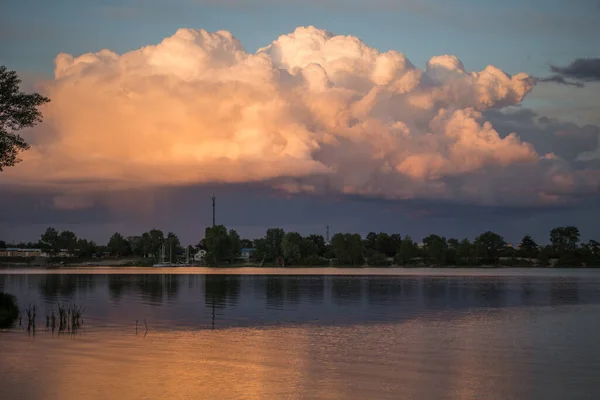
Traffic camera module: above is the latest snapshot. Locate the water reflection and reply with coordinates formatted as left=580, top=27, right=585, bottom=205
left=1, top=274, right=598, bottom=331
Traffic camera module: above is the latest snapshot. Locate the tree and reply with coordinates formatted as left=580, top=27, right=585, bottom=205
left=147, top=229, right=165, bottom=258
left=422, top=234, right=448, bottom=265
left=58, top=230, right=78, bottom=254
left=127, top=236, right=142, bottom=256
left=205, top=225, right=230, bottom=266
left=253, top=238, right=268, bottom=262
left=518, top=235, right=539, bottom=259
left=228, top=229, right=241, bottom=263
left=165, top=232, right=182, bottom=256
left=389, top=234, right=402, bottom=256
left=76, top=238, right=97, bottom=258
left=265, top=228, right=285, bottom=261
left=240, top=239, right=253, bottom=249
left=306, top=234, right=327, bottom=256
left=282, top=232, right=303, bottom=265
left=40, top=227, right=60, bottom=255
left=331, top=233, right=364, bottom=265
left=107, top=232, right=131, bottom=256
left=139, top=232, right=152, bottom=257
left=581, top=240, right=600, bottom=266
left=0, top=66, right=50, bottom=170
left=474, top=231, right=506, bottom=265
left=457, top=239, right=474, bottom=265
left=365, top=232, right=378, bottom=253
left=394, top=235, right=419, bottom=265
left=550, top=226, right=580, bottom=254
left=0, top=240, right=6, bottom=248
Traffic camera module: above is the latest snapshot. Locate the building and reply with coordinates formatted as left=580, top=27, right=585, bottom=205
left=239, top=248, right=255, bottom=262
left=0, top=248, right=47, bottom=257
left=194, top=249, right=207, bottom=262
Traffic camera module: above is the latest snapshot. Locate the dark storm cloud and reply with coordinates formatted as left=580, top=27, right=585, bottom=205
left=537, top=58, right=600, bottom=87
left=2, top=182, right=600, bottom=246
left=550, top=58, right=600, bottom=81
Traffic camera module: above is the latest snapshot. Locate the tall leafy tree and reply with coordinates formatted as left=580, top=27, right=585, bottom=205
left=76, top=238, right=97, bottom=258
left=240, top=239, right=254, bottom=249
left=127, top=236, right=142, bottom=256
left=422, top=234, right=448, bottom=265
left=40, top=227, right=60, bottom=255
left=550, top=226, right=580, bottom=254
left=394, top=235, right=419, bottom=265
left=0, top=66, right=50, bottom=170
left=474, top=231, right=506, bottom=264
left=165, top=232, right=182, bottom=256
left=228, top=229, right=242, bottom=262
left=205, top=225, right=230, bottom=266
left=518, top=235, right=539, bottom=258
left=58, top=230, right=78, bottom=254
left=107, top=232, right=131, bottom=256
left=148, top=229, right=165, bottom=258
left=282, top=232, right=303, bottom=265
left=265, top=228, right=285, bottom=261
left=389, top=234, right=402, bottom=256
left=306, top=234, right=327, bottom=256
left=331, top=233, right=364, bottom=265
left=365, top=232, right=378, bottom=252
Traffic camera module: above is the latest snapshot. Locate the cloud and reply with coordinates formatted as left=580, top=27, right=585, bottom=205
left=550, top=58, right=600, bottom=82
left=1, top=26, right=598, bottom=207
left=537, top=58, right=600, bottom=88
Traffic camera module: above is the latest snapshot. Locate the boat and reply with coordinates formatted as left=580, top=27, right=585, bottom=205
left=153, top=242, right=177, bottom=267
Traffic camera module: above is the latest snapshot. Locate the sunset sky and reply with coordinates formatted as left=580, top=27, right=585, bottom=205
left=1, top=0, right=599, bottom=245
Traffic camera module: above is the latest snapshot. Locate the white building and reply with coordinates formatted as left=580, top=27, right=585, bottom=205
left=194, top=249, right=207, bottom=262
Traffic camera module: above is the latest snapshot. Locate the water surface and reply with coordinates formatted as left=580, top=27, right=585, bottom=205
left=1, top=269, right=599, bottom=399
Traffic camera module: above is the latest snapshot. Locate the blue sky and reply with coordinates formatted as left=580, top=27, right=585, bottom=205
left=2, top=0, right=599, bottom=121
left=1, top=0, right=599, bottom=244
left=2, top=0, right=599, bottom=75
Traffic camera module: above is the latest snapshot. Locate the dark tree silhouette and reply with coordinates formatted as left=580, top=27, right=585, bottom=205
left=0, top=66, right=50, bottom=170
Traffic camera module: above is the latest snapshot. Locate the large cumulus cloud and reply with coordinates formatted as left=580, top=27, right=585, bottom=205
left=2, top=26, right=599, bottom=207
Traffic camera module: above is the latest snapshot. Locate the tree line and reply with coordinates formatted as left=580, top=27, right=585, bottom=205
left=1, top=225, right=599, bottom=267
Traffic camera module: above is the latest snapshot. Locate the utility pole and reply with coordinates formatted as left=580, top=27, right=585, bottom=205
left=212, top=194, right=216, bottom=227
left=326, top=225, right=330, bottom=244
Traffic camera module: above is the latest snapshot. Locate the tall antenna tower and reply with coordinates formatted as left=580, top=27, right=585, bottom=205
left=212, top=194, right=216, bottom=227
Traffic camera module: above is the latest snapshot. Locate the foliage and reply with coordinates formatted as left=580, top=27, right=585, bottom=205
left=204, top=225, right=241, bottom=265
left=518, top=235, right=539, bottom=259
left=40, top=227, right=60, bottom=254
left=474, top=231, right=506, bottom=264
left=394, top=235, right=419, bottom=265
left=228, top=229, right=242, bottom=262
left=550, top=226, right=580, bottom=254
left=367, top=251, right=390, bottom=266
left=4, top=224, right=600, bottom=268
left=331, top=233, right=364, bottom=265
left=302, top=255, right=330, bottom=266
left=0, top=65, right=50, bottom=170
left=107, top=232, right=131, bottom=256
left=282, top=232, right=303, bottom=265
left=0, top=292, right=19, bottom=328
left=422, top=234, right=448, bottom=265
left=240, top=239, right=253, bottom=249
left=305, top=234, right=327, bottom=256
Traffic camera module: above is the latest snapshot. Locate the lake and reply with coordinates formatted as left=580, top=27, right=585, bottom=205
left=1, top=268, right=600, bottom=399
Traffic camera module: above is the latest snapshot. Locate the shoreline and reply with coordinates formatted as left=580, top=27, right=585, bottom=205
left=1, top=266, right=600, bottom=276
